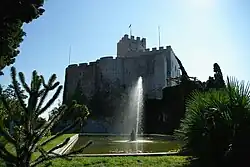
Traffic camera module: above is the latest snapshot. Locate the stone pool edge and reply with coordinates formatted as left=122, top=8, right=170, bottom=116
left=53, top=134, right=79, bottom=155
left=56, top=133, right=185, bottom=157
left=67, top=151, right=185, bottom=157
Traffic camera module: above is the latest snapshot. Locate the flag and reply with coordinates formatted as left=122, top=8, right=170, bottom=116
left=129, top=24, right=131, bottom=28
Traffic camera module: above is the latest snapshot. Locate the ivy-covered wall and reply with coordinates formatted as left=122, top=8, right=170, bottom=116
left=144, top=80, right=201, bottom=134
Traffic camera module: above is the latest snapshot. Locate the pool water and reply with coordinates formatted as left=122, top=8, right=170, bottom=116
left=70, top=135, right=182, bottom=154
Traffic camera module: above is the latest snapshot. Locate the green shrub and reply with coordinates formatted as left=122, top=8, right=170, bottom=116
left=175, top=77, right=250, bottom=167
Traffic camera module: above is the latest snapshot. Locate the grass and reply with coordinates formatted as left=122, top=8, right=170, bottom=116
left=39, top=156, right=189, bottom=167
left=3, top=134, right=74, bottom=160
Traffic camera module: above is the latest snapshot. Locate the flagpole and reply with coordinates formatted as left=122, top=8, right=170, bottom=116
left=129, top=24, right=132, bottom=38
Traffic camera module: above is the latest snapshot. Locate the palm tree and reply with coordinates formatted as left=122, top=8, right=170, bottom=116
left=175, top=77, right=250, bottom=167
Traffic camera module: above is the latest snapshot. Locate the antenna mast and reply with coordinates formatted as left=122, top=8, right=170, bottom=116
left=158, top=26, right=161, bottom=47
left=68, top=45, right=71, bottom=65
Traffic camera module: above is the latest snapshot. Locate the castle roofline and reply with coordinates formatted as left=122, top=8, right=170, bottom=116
left=66, top=45, right=173, bottom=69
left=144, top=45, right=172, bottom=52
left=119, top=34, right=146, bottom=43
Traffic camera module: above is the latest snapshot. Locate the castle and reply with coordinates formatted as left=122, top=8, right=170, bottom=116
left=63, top=34, right=181, bottom=103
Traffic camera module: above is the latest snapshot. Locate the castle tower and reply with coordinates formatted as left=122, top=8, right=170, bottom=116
left=117, top=34, right=146, bottom=57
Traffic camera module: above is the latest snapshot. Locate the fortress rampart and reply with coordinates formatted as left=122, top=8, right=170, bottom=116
left=63, top=35, right=181, bottom=104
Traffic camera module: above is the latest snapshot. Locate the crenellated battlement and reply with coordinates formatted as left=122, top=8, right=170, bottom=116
left=68, top=64, right=78, bottom=68
left=67, top=45, right=173, bottom=71
left=143, top=45, right=172, bottom=53
left=117, top=34, right=147, bottom=57
left=66, top=34, right=173, bottom=74
left=79, top=63, right=88, bottom=68
left=100, top=56, right=114, bottom=60
left=119, top=34, right=146, bottom=44
left=67, top=62, right=95, bottom=70
left=66, top=56, right=116, bottom=71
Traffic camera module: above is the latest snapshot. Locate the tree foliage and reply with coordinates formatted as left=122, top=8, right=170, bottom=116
left=0, top=67, right=91, bottom=167
left=70, top=81, right=89, bottom=106
left=88, top=80, right=127, bottom=119
left=52, top=81, right=90, bottom=133
left=0, top=0, right=45, bottom=75
left=175, top=77, right=250, bottom=167
left=202, top=63, right=226, bottom=90
left=2, top=83, right=27, bottom=100
left=0, top=83, right=27, bottom=131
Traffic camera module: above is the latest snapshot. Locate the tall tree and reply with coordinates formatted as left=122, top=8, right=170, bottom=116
left=48, top=100, right=62, bottom=120
left=2, top=82, right=28, bottom=100
left=0, top=0, right=45, bottom=75
left=213, top=63, right=225, bottom=89
left=0, top=83, right=27, bottom=132
left=0, top=67, right=91, bottom=167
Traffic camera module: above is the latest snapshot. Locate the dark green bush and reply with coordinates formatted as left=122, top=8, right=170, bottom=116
left=176, top=77, right=250, bottom=167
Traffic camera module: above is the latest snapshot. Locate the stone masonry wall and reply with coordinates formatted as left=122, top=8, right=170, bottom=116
left=63, top=35, right=181, bottom=104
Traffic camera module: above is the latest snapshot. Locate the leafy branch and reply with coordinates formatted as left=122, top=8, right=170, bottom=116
left=0, top=67, right=90, bottom=167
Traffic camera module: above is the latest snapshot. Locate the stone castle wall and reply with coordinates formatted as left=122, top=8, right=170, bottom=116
left=63, top=35, right=181, bottom=104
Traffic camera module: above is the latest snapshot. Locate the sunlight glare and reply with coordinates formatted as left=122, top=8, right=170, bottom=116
left=189, top=0, right=215, bottom=9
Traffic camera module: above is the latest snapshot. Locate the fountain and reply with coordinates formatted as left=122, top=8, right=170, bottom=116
left=129, top=76, right=143, bottom=141
left=69, top=76, right=182, bottom=155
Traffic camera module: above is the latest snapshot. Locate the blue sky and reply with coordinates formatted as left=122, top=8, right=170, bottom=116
left=1, top=0, right=250, bottom=118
